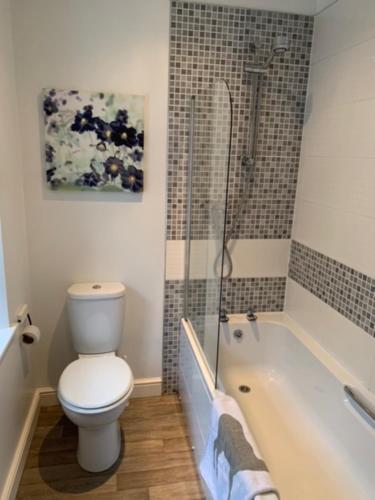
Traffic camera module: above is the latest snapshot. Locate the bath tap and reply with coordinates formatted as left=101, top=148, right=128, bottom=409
left=246, top=307, right=257, bottom=322
left=219, top=308, right=229, bottom=323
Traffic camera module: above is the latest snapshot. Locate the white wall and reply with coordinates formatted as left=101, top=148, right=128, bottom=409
left=0, top=0, right=35, bottom=493
left=287, top=0, right=375, bottom=390
left=11, top=0, right=169, bottom=387
left=0, top=227, right=9, bottom=329
left=0, top=1, right=30, bottom=325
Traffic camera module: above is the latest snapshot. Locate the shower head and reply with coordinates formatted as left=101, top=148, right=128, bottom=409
left=244, top=35, right=290, bottom=74
left=272, top=36, right=290, bottom=55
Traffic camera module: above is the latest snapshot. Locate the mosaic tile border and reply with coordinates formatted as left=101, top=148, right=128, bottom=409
left=289, top=240, right=375, bottom=337
left=222, top=276, right=286, bottom=313
left=162, top=276, right=286, bottom=393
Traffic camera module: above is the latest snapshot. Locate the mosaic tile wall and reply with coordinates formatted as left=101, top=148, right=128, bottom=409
left=222, top=276, right=286, bottom=312
left=188, top=276, right=285, bottom=315
left=289, top=240, right=375, bottom=338
left=163, top=1, right=314, bottom=393
left=163, top=280, right=184, bottom=393
left=168, top=0, right=314, bottom=240
left=189, top=276, right=285, bottom=347
left=163, top=276, right=286, bottom=393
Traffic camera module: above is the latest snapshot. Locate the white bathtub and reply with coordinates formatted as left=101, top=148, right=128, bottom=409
left=180, top=313, right=375, bottom=500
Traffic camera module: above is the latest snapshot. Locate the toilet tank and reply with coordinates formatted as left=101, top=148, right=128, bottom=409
left=67, top=282, right=126, bottom=354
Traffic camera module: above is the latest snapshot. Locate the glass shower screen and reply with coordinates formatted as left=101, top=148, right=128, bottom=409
left=184, top=79, right=232, bottom=376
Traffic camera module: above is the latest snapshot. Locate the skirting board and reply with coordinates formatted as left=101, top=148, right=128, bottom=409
left=131, top=377, right=162, bottom=398
left=1, top=377, right=162, bottom=499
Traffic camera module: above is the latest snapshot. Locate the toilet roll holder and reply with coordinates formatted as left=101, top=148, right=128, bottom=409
left=17, top=304, right=37, bottom=344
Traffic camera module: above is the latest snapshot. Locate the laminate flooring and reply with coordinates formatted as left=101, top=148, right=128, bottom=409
left=16, top=395, right=205, bottom=499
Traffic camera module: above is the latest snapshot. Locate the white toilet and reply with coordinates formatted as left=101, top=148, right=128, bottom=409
left=58, top=282, right=133, bottom=472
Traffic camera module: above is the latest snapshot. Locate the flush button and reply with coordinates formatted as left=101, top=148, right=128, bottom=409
left=92, top=284, right=102, bottom=289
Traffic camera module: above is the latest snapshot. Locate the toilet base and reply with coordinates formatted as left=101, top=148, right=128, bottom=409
left=77, top=420, right=121, bottom=472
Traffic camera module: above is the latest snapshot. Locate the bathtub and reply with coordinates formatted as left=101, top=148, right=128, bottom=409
left=179, top=313, right=375, bottom=500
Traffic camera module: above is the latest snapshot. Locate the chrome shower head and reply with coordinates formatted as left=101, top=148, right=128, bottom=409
left=272, top=36, right=290, bottom=55
left=244, top=35, right=290, bottom=74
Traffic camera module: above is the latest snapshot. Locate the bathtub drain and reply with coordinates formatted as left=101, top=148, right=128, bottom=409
left=239, top=385, right=251, bottom=393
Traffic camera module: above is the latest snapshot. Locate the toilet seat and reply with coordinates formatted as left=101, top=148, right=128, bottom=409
left=59, top=384, right=133, bottom=415
left=58, top=354, right=133, bottom=411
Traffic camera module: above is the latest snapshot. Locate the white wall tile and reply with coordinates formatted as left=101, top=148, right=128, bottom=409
left=165, top=239, right=290, bottom=281
left=295, top=0, right=375, bottom=280
left=165, top=240, right=219, bottom=281
left=303, top=99, right=375, bottom=159
left=297, top=157, right=375, bottom=220
left=292, top=198, right=375, bottom=278
left=293, top=0, right=375, bottom=393
left=165, top=240, right=185, bottom=281
left=285, top=279, right=375, bottom=390
left=309, top=37, right=375, bottom=111
left=312, top=0, right=375, bottom=63
left=228, top=239, right=290, bottom=278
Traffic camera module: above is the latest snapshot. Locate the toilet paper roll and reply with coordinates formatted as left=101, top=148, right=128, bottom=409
left=22, top=325, right=41, bottom=344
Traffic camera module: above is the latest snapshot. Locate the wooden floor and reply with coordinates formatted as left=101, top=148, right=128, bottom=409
left=17, top=395, right=205, bottom=499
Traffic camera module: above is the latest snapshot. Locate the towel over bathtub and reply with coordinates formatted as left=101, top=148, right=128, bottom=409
left=200, top=391, right=279, bottom=500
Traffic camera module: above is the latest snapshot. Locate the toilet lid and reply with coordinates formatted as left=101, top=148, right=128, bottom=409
left=59, top=355, right=133, bottom=409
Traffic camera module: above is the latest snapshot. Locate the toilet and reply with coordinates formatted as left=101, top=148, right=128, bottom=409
left=58, top=282, right=133, bottom=472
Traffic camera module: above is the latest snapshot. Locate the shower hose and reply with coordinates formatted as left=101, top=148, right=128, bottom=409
left=214, top=160, right=255, bottom=279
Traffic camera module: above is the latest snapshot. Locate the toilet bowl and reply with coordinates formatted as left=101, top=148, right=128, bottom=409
left=58, top=282, right=132, bottom=472
left=58, top=353, right=134, bottom=472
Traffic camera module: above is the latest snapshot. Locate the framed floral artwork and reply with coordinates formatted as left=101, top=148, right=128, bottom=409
left=42, top=88, right=144, bottom=192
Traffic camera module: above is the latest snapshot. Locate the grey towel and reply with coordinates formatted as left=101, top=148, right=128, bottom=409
left=200, top=391, right=280, bottom=500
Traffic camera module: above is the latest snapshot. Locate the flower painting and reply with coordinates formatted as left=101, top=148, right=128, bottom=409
left=42, top=88, right=144, bottom=192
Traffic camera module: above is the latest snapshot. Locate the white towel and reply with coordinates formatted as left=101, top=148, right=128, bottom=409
left=199, top=391, right=279, bottom=500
